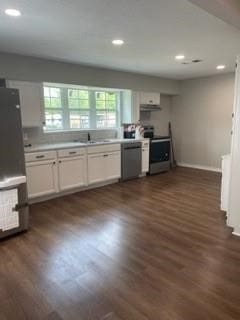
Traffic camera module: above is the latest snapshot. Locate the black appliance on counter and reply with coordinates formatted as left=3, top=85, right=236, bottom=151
left=123, top=123, right=136, bottom=139
left=142, top=125, right=154, bottom=139
left=143, top=125, right=171, bottom=175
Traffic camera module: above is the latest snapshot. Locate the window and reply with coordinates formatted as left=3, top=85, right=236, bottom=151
left=68, top=89, right=90, bottom=129
left=95, top=91, right=118, bottom=128
left=44, top=87, right=63, bottom=130
left=43, top=83, right=120, bottom=131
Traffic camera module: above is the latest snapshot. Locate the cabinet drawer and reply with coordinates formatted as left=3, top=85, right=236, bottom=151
left=87, top=143, right=121, bottom=154
left=58, top=148, right=86, bottom=158
left=25, top=151, right=57, bottom=162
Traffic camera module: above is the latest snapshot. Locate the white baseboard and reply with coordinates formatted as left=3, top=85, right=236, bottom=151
left=177, top=162, right=222, bottom=173
left=232, top=232, right=240, bottom=237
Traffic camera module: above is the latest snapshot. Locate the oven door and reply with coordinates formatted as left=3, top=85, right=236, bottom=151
left=150, top=139, right=170, bottom=163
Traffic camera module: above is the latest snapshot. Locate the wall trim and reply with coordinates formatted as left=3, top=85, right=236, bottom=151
left=232, top=231, right=240, bottom=237
left=177, top=162, right=222, bottom=173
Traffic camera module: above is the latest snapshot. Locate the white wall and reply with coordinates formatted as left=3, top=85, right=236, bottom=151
left=171, top=73, right=235, bottom=170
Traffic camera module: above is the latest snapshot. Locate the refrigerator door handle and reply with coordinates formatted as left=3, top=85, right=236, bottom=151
left=0, top=176, right=26, bottom=189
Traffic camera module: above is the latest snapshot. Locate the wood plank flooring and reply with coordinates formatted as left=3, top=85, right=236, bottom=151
left=1, top=167, right=240, bottom=320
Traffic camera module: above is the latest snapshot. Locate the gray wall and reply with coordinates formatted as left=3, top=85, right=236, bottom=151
left=0, top=52, right=179, bottom=94
left=171, top=73, right=235, bottom=170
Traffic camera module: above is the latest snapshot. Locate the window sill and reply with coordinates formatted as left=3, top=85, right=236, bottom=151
left=43, top=128, right=119, bottom=134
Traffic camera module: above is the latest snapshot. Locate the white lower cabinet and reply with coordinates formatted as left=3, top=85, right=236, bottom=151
left=26, top=160, right=58, bottom=199
left=105, top=152, right=121, bottom=180
left=88, top=152, right=121, bottom=184
left=25, top=144, right=121, bottom=199
left=58, top=156, right=87, bottom=191
left=88, top=144, right=121, bottom=185
left=88, top=153, right=106, bottom=184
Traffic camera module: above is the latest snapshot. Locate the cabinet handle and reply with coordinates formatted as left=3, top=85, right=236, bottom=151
left=53, top=161, right=56, bottom=165
left=104, top=154, right=108, bottom=157
left=36, top=155, right=45, bottom=159
left=59, top=160, right=62, bottom=163
left=69, top=151, right=77, bottom=155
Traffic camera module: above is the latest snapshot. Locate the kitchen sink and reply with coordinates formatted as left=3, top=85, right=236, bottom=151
left=73, top=139, right=113, bottom=145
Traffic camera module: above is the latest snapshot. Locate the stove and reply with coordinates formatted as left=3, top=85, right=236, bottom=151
left=143, top=126, right=171, bottom=174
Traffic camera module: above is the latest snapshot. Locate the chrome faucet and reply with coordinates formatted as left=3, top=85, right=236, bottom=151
left=87, top=132, right=91, bottom=142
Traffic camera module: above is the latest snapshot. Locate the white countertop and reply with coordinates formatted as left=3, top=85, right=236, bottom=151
left=24, top=138, right=148, bottom=153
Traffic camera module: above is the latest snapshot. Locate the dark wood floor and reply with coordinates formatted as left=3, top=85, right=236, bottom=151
left=1, top=167, right=240, bottom=320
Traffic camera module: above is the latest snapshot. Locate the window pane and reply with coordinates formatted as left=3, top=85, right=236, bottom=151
left=106, top=92, right=116, bottom=101
left=96, top=100, right=106, bottom=109
left=79, top=90, right=88, bottom=99
left=50, top=87, right=60, bottom=98
left=68, top=89, right=89, bottom=109
left=106, top=100, right=116, bottom=110
left=44, top=87, right=62, bottom=109
left=96, top=92, right=105, bottom=100
left=96, top=111, right=106, bottom=128
left=44, top=97, right=51, bottom=108
left=107, top=112, right=117, bottom=127
left=44, top=87, right=50, bottom=97
left=79, top=99, right=89, bottom=108
left=68, top=98, right=79, bottom=108
left=50, top=97, right=61, bottom=108
left=45, top=109, right=63, bottom=130
left=68, top=89, right=78, bottom=98
left=70, top=111, right=90, bottom=129
left=96, top=111, right=116, bottom=128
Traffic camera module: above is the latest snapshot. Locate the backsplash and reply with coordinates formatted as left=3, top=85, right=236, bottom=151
left=23, top=127, right=118, bottom=145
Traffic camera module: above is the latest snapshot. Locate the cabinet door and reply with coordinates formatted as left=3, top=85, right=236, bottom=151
left=142, top=147, right=150, bottom=173
left=58, top=156, right=87, bottom=191
left=105, top=151, right=121, bottom=180
left=121, top=91, right=140, bottom=124
left=26, top=160, right=58, bottom=199
left=8, top=80, right=44, bottom=127
left=140, top=92, right=160, bottom=105
left=132, top=91, right=140, bottom=123
left=88, top=154, right=105, bottom=184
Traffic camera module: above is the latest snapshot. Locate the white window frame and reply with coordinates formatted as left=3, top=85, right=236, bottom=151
left=43, top=83, right=121, bottom=132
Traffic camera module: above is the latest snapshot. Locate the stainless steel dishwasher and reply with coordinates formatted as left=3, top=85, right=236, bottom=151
left=121, top=142, right=142, bottom=181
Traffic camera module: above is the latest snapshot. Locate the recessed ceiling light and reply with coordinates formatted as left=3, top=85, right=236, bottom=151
left=216, top=65, right=226, bottom=70
left=112, top=39, right=124, bottom=46
left=5, top=8, right=21, bottom=17
left=175, top=55, right=185, bottom=60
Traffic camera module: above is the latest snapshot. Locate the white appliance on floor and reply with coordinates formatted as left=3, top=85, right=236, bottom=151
left=221, top=154, right=231, bottom=212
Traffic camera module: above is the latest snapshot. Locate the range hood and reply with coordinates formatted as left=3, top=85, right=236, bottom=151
left=140, top=104, right=162, bottom=112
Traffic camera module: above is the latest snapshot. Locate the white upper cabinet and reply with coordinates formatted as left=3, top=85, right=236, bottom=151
left=140, top=92, right=160, bottom=105
left=121, top=90, right=140, bottom=124
left=8, top=80, right=44, bottom=128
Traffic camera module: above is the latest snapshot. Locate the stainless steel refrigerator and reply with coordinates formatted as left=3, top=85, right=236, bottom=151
left=0, top=88, right=29, bottom=239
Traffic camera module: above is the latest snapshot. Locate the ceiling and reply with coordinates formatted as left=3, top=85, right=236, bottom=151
left=0, top=0, right=240, bottom=79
